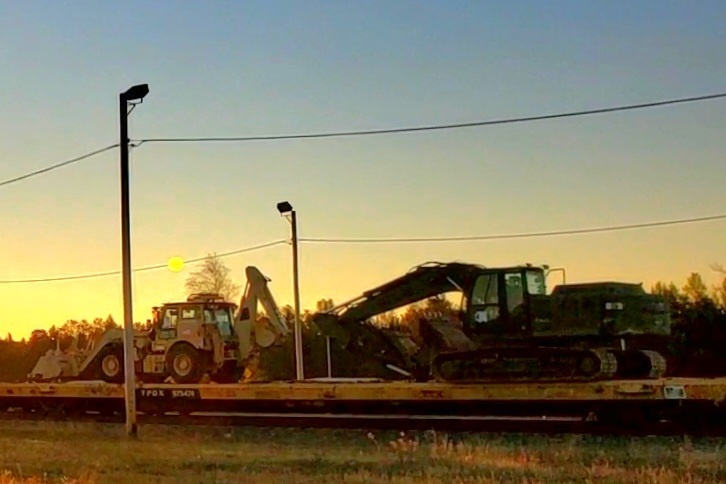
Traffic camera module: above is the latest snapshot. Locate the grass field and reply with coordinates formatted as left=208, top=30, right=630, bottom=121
left=0, top=420, right=724, bottom=483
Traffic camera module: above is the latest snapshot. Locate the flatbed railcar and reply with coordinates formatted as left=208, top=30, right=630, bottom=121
left=0, top=377, right=725, bottom=432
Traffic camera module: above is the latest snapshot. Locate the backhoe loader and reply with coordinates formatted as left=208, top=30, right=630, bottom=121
left=28, top=266, right=289, bottom=384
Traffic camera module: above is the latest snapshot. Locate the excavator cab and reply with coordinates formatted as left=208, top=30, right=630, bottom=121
left=463, top=266, right=547, bottom=337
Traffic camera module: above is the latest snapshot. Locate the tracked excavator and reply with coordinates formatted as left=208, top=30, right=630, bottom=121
left=28, top=266, right=289, bottom=384
left=312, top=262, right=671, bottom=383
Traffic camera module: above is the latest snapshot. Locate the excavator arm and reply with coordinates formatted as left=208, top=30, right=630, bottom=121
left=311, top=262, right=485, bottom=377
left=234, top=266, right=290, bottom=364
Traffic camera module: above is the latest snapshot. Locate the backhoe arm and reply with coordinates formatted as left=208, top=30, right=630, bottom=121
left=235, top=266, right=290, bottom=363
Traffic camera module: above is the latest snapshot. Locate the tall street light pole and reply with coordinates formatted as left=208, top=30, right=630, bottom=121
left=276, top=201, right=304, bottom=381
left=119, top=83, right=149, bottom=437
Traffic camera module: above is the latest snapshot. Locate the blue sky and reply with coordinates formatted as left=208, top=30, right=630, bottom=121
left=0, top=1, right=724, bottom=337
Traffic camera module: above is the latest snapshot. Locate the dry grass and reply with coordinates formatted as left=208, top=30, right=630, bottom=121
left=0, top=421, right=723, bottom=483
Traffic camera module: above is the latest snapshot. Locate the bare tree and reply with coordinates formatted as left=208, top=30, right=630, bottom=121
left=184, top=253, right=241, bottom=302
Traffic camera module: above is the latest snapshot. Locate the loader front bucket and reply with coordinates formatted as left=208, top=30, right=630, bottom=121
left=28, top=349, right=80, bottom=381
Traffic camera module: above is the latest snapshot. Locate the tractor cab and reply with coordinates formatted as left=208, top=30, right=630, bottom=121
left=141, top=293, right=241, bottom=382
left=155, top=294, right=236, bottom=342
left=152, top=294, right=238, bottom=358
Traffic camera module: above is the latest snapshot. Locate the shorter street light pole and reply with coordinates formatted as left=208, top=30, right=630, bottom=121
left=276, top=201, right=304, bottom=381
left=119, top=83, right=149, bottom=438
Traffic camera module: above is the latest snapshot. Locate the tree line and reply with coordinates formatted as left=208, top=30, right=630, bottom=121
left=651, top=269, right=726, bottom=376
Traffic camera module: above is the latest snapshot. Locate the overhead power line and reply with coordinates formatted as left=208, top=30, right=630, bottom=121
left=2, top=92, right=723, bottom=191
left=0, top=144, right=119, bottom=189
left=2, top=213, right=724, bottom=284
left=299, top=213, right=726, bottom=244
left=133, top=92, right=726, bottom=145
left=0, top=240, right=286, bottom=285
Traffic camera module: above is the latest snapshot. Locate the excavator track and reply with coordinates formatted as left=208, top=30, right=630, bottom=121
left=431, top=347, right=620, bottom=383
left=608, top=349, right=668, bottom=380
left=643, top=350, right=668, bottom=378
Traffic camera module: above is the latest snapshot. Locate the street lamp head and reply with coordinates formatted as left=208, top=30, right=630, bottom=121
left=277, top=201, right=293, bottom=215
left=122, top=84, right=150, bottom=102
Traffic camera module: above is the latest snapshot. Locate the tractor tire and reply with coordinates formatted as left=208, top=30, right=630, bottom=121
left=166, top=344, right=204, bottom=384
left=97, top=345, right=125, bottom=383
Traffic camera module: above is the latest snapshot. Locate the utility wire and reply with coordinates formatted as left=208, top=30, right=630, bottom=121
left=299, top=213, right=726, bottom=244
left=2, top=213, right=724, bottom=284
left=133, top=92, right=726, bottom=145
left=0, top=144, right=119, bottom=189
left=2, top=92, right=723, bottom=189
left=0, top=240, right=286, bottom=285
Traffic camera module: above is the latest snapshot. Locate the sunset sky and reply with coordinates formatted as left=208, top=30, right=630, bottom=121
left=0, top=1, right=724, bottom=339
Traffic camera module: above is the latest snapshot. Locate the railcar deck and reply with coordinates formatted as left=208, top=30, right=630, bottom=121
left=0, top=377, right=724, bottom=432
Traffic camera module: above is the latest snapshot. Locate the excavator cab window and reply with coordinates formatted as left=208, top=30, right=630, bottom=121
left=504, top=272, right=533, bottom=332
left=469, top=274, right=501, bottom=328
left=526, top=270, right=547, bottom=296
left=502, top=268, right=546, bottom=332
left=472, top=274, right=498, bottom=305
left=505, top=273, right=524, bottom=312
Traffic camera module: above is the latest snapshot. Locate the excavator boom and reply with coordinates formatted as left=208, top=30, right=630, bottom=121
left=334, top=262, right=481, bottom=320
left=311, top=262, right=489, bottom=377
left=313, top=262, right=483, bottom=342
